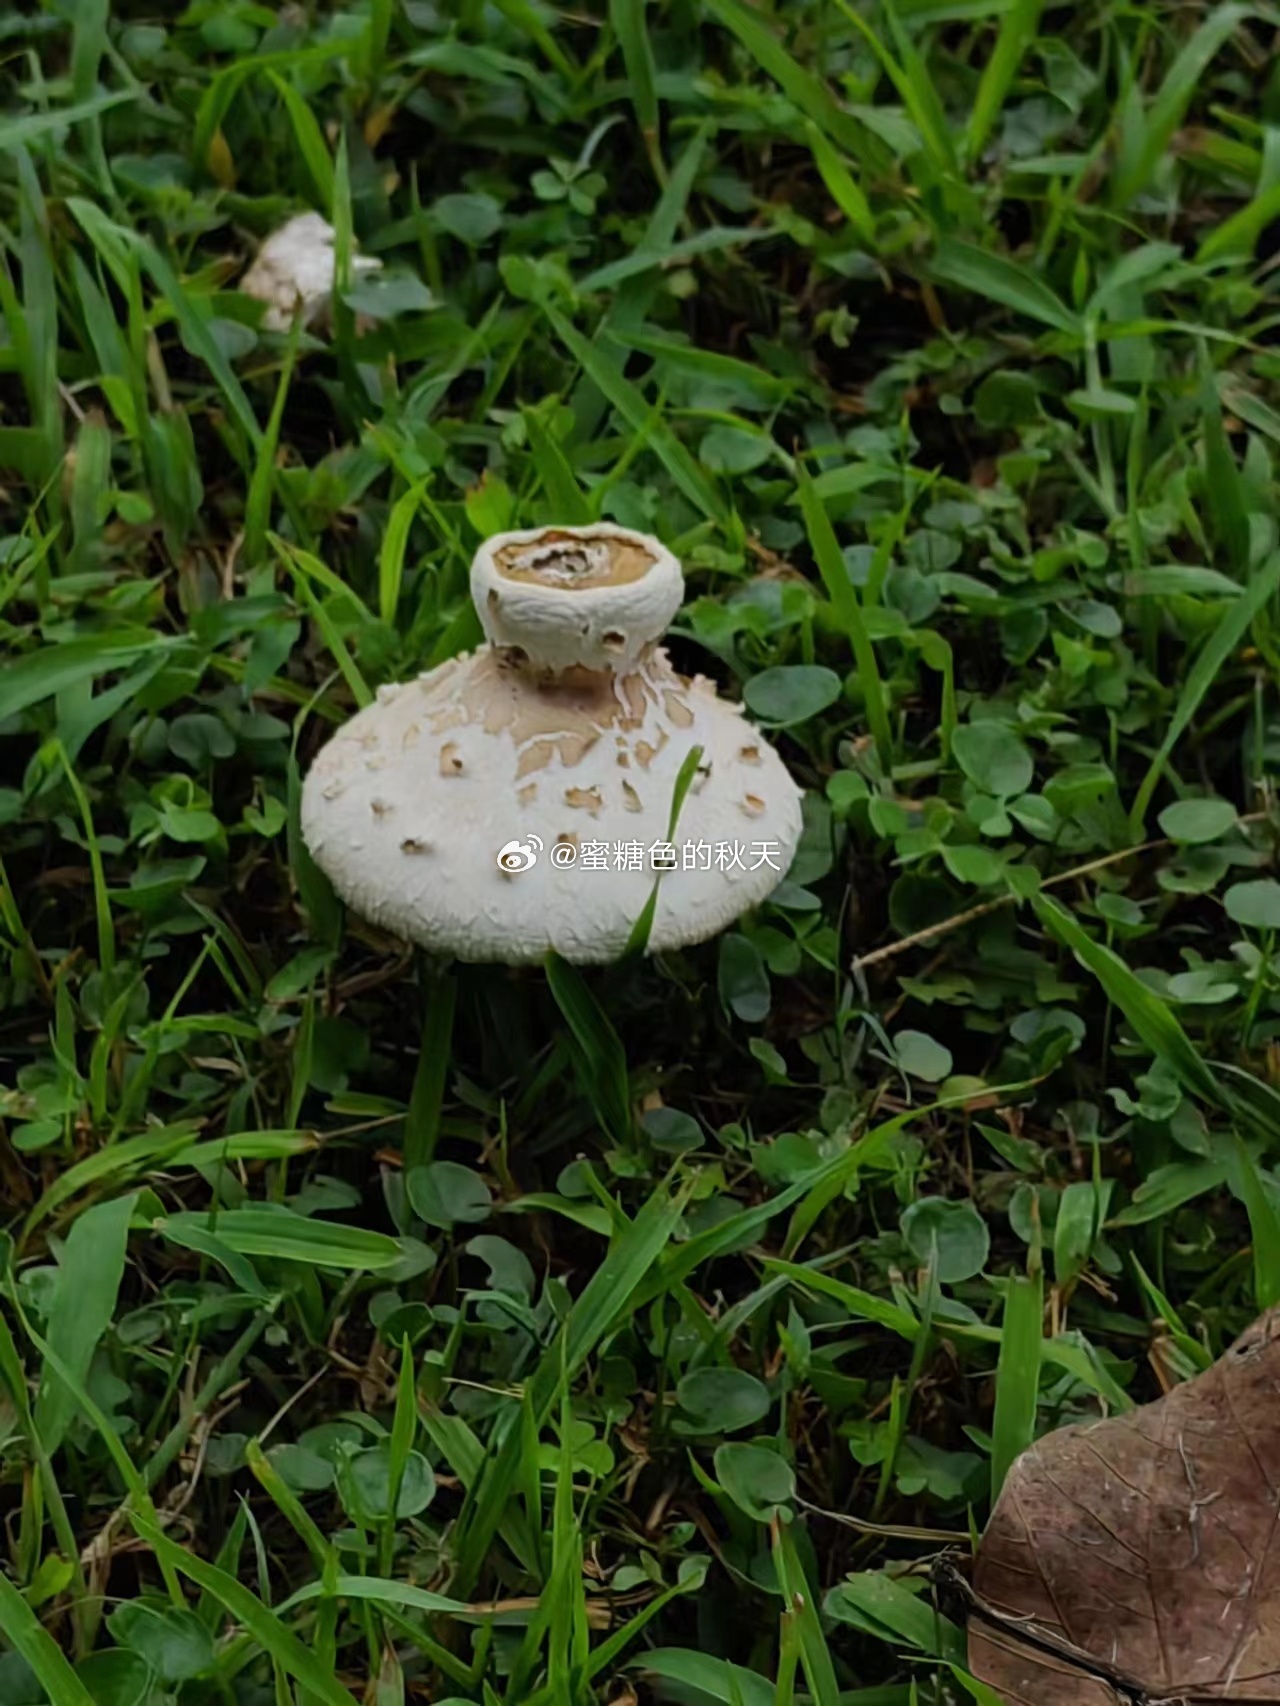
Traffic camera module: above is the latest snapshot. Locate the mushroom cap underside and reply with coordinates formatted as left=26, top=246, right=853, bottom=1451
left=300, top=648, right=804, bottom=964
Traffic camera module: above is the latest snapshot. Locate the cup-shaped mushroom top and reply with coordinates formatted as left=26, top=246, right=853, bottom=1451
left=471, top=523, right=684, bottom=674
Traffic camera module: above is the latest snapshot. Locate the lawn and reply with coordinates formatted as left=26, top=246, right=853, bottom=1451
left=2, top=1, right=1280, bottom=1702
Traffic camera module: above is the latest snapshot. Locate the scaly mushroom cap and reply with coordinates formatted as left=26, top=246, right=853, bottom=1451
left=239, top=212, right=381, bottom=332
left=300, top=524, right=805, bottom=964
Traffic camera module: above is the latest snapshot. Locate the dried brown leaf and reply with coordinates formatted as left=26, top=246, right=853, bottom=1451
left=969, top=1308, right=1280, bottom=1705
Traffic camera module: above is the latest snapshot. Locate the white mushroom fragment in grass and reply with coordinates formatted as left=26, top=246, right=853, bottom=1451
left=300, top=523, right=804, bottom=964
left=239, top=212, right=381, bottom=332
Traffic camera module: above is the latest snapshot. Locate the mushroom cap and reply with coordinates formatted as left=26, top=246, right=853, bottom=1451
left=472, top=523, right=683, bottom=673
left=239, top=212, right=381, bottom=332
left=300, top=524, right=805, bottom=965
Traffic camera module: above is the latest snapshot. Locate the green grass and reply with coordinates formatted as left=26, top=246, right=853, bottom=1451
left=1, top=2, right=1280, bottom=1703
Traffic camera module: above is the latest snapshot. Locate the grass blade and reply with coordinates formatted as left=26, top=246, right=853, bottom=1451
left=522, top=405, right=594, bottom=523
left=796, top=461, right=892, bottom=768
left=1128, top=551, right=1280, bottom=831
left=965, top=0, right=1045, bottom=162
left=624, top=741, right=705, bottom=956
left=130, top=1514, right=360, bottom=1706
left=547, top=308, right=725, bottom=523
left=545, top=952, right=633, bottom=1146
left=266, top=70, right=335, bottom=214
left=610, top=0, right=662, bottom=176
left=453, top=1175, right=690, bottom=1592
left=156, top=1208, right=404, bottom=1270
left=0, top=1574, right=94, bottom=1706
left=0, top=91, right=136, bottom=152
left=1227, top=1137, right=1280, bottom=1310
left=1198, top=345, right=1250, bottom=580
left=932, top=239, right=1078, bottom=332
left=34, top=1192, right=136, bottom=1457
left=1112, top=5, right=1250, bottom=207
left=803, top=120, right=875, bottom=242
left=1031, top=892, right=1226, bottom=1108
left=245, top=313, right=304, bottom=568
left=0, top=633, right=177, bottom=723
left=404, top=962, right=457, bottom=1169
left=704, top=0, right=868, bottom=156
left=990, top=1267, right=1043, bottom=1500
left=832, top=0, right=955, bottom=173
left=273, top=534, right=374, bottom=709
left=772, top=1521, right=841, bottom=1706
left=1198, top=179, right=1280, bottom=262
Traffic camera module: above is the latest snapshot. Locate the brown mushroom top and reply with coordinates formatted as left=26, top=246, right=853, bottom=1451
left=492, top=530, right=657, bottom=589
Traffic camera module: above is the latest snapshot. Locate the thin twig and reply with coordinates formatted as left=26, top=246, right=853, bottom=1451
left=796, top=1493, right=964, bottom=1544
left=852, top=814, right=1272, bottom=974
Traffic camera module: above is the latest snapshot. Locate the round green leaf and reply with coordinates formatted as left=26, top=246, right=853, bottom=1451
left=893, top=1030, right=953, bottom=1083
left=0, top=1654, right=46, bottom=1706
left=107, top=1603, right=215, bottom=1683
left=700, top=424, right=772, bottom=473
left=168, top=711, right=235, bottom=766
left=974, top=370, right=1040, bottom=428
left=407, top=1161, right=492, bottom=1230
left=1158, top=798, right=1238, bottom=845
left=900, top=1197, right=990, bottom=1282
left=952, top=722, right=1034, bottom=798
left=432, top=191, right=503, bottom=244
left=718, top=932, right=771, bottom=1023
left=713, top=1440, right=795, bottom=1522
left=75, top=1650, right=153, bottom=1706
left=642, top=1107, right=704, bottom=1154
left=464, top=1234, right=536, bottom=1298
left=743, top=665, right=842, bottom=726
left=675, top=1368, right=771, bottom=1436
left=297, top=1421, right=365, bottom=1463
left=267, top=1443, right=334, bottom=1492
left=1224, top=879, right=1280, bottom=931
left=941, top=844, right=1005, bottom=887
left=341, top=271, right=435, bottom=320
left=343, top=1443, right=436, bottom=1522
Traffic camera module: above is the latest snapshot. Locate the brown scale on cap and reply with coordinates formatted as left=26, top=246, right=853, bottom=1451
left=664, top=693, right=694, bottom=729
left=634, top=730, right=669, bottom=770
left=422, top=650, right=709, bottom=789
left=517, top=741, right=557, bottom=779
left=429, top=651, right=668, bottom=754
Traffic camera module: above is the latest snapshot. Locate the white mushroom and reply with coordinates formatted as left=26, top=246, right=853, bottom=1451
left=300, top=523, right=805, bottom=965
left=239, top=212, right=381, bottom=332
